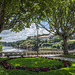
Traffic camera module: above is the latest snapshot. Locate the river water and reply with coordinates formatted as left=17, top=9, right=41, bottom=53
left=2, top=46, right=27, bottom=52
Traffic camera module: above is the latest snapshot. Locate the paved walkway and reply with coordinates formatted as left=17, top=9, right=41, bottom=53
left=39, top=55, right=75, bottom=61
left=47, top=56, right=75, bottom=61
left=41, top=54, right=75, bottom=61
left=0, top=54, right=75, bottom=61
left=37, top=55, right=75, bottom=61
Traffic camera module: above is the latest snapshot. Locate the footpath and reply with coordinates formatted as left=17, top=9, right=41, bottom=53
left=0, top=54, right=75, bottom=61
left=40, top=55, right=75, bottom=61
left=48, top=56, right=75, bottom=61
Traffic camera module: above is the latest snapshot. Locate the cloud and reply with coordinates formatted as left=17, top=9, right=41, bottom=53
left=0, top=23, right=49, bottom=42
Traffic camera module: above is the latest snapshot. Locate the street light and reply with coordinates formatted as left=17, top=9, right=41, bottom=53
left=36, top=24, right=39, bottom=57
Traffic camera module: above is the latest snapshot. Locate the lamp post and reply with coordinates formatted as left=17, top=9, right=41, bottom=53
left=36, top=24, right=39, bottom=57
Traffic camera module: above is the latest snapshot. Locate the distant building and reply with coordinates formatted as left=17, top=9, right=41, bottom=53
left=39, top=35, right=53, bottom=41
left=29, top=32, right=54, bottom=41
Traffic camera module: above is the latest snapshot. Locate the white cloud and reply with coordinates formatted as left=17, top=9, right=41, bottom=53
left=0, top=23, right=49, bottom=42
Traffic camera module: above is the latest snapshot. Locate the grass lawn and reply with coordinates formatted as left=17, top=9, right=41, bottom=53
left=0, top=57, right=75, bottom=75
left=7, top=57, right=63, bottom=68
left=40, top=47, right=57, bottom=49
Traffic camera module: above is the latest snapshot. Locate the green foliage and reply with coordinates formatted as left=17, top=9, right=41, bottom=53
left=39, top=43, right=42, bottom=47
left=0, top=58, right=75, bottom=75
left=52, top=45, right=57, bottom=48
left=19, top=39, right=38, bottom=50
left=0, top=45, right=3, bottom=52
left=69, top=36, right=75, bottom=40
left=52, top=43, right=61, bottom=49
left=61, top=40, right=75, bottom=50
left=41, top=40, right=44, bottom=43
left=30, top=0, right=75, bottom=54
left=0, top=37, right=2, bottom=39
left=67, top=40, right=75, bottom=50
left=0, top=37, right=2, bottom=52
left=48, top=39, right=54, bottom=43
left=7, top=57, right=63, bottom=68
left=57, top=45, right=60, bottom=49
left=19, top=41, right=26, bottom=48
left=53, top=36, right=62, bottom=42
left=42, top=43, right=52, bottom=47
left=26, top=36, right=31, bottom=40
left=0, top=0, right=55, bottom=32
left=60, top=53, right=75, bottom=58
left=44, top=39, right=48, bottom=43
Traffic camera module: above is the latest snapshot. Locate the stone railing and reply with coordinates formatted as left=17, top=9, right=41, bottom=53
left=0, top=50, right=75, bottom=58
left=0, top=51, right=63, bottom=58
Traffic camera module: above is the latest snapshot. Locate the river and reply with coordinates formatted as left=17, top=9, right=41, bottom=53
left=2, top=46, right=27, bottom=52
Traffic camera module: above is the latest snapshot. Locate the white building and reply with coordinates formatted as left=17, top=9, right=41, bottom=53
left=39, top=35, right=53, bottom=41
left=29, top=32, right=54, bottom=41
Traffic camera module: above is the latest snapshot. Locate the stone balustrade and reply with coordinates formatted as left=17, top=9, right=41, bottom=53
left=0, top=50, right=75, bottom=58
left=0, top=51, right=63, bottom=58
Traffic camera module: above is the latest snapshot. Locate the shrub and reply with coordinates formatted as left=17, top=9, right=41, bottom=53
left=69, top=37, right=75, bottom=40
left=39, top=43, right=42, bottom=47
left=52, top=45, right=57, bottom=48
left=0, top=37, right=3, bottom=52
left=48, top=39, right=54, bottom=43
left=42, top=43, right=52, bottom=47
left=57, top=45, right=60, bottom=49
left=0, top=45, right=3, bottom=52
left=61, top=40, right=75, bottom=50
left=67, top=40, right=75, bottom=50
left=52, top=43, right=61, bottom=49
left=53, top=35, right=62, bottom=42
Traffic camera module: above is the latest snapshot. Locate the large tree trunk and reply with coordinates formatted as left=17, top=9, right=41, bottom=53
left=0, top=11, right=5, bottom=33
left=0, top=1, right=5, bottom=33
left=62, top=37, right=68, bottom=55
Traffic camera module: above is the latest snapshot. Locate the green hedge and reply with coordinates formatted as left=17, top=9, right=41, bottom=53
left=61, top=40, right=75, bottom=50
left=41, top=43, right=52, bottom=47
left=53, top=36, right=62, bottom=42
left=69, top=37, right=75, bottom=40
left=0, top=45, right=3, bottom=52
left=52, top=43, right=61, bottom=49
left=39, top=43, right=42, bottom=47
left=67, top=40, right=75, bottom=50
left=48, top=39, right=54, bottom=43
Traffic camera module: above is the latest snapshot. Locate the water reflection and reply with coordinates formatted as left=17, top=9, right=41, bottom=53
left=2, top=46, right=27, bottom=52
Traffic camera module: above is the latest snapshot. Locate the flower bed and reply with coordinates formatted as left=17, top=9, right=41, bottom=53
left=0, top=56, right=71, bottom=73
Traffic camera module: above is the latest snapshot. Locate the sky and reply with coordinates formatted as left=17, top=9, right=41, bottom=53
left=0, top=23, right=49, bottom=42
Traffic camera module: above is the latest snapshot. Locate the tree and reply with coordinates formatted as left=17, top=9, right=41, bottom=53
left=0, top=37, right=3, bottom=52
left=0, top=0, right=75, bottom=55
left=0, top=0, right=40, bottom=32
left=0, top=0, right=54, bottom=32
left=0, top=0, right=20, bottom=32
left=36, top=0, right=75, bottom=55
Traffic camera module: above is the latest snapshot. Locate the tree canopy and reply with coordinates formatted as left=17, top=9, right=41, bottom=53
left=38, top=0, right=75, bottom=54
left=0, top=0, right=54, bottom=32
left=0, top=0, right=75, bottom=55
